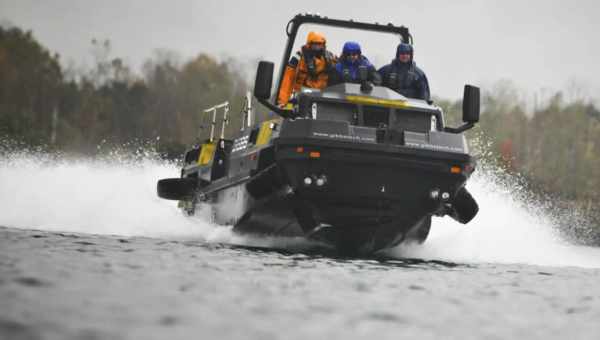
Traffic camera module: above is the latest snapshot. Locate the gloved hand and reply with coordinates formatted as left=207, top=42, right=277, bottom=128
left=360, top=81, right=373, bottom=93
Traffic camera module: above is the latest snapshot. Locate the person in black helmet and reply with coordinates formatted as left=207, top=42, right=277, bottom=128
left=378, top=43, right=430, bottom=100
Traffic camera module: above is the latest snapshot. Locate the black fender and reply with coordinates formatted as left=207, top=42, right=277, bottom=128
left=450, top=187, right=478, bottom=224
left=157, top=178, right=198, bottom=200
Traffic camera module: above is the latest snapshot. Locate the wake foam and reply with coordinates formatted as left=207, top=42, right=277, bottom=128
left=0, top=150, right=206, bottom=238
left=389, top=173, right=600, bottom=268
left=0, top=150, right=318, bottom=251
left=1, top=149, right=599, bottom=268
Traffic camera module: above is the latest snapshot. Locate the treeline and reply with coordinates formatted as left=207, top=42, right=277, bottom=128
left=438, top=84, right=600, bottom=206
left=1, top=25, right=599, bottom=240
left=0, top=25, right=249, bottom=157
left=437, top=84, right=600, bottom=243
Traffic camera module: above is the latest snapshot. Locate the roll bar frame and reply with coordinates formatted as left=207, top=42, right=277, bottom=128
left=272, top=13, right=413, bottom=104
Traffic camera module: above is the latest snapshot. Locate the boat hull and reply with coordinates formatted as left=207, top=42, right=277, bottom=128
left=204, top=136, right=473, bottom=254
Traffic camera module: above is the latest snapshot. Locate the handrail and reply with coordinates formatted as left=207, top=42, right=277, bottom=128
left=220, top=105, right=229, bottom=139
left=203, top=102, right=229, bottom=142
left=241, top=91, right=253, bottom=131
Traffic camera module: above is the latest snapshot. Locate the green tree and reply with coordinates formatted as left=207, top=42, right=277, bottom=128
left=0, top=26, right=62, bottom=145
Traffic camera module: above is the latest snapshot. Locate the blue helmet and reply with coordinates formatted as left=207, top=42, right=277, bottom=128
left=342, top=41, right=362, bottom=56
left=396, top=43, right=413, bottom=58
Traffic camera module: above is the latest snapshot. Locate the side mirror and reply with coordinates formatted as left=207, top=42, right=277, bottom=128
left=444, top=85, right=480, bottom=134
left=462, top=85, right=480, bottom=123
left=254, top=61, right=274, bottom=100
left=252, top=60, right=294, bottom=119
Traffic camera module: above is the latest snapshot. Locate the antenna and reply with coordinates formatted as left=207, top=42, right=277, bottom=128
left=240, top=91, right=253, bottom=131
left=246, top=91, right=253, bottom=128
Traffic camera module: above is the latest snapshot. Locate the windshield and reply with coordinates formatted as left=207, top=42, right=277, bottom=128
left=271, top=22, right=407, bottom=96
left=289, top=24, right=403, bottom=69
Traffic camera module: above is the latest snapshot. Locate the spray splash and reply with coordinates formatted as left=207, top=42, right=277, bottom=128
left=1, top=149, right=599, bottom=268
left=0, top=149, right=204, bottom=238
left=390, top=173, right=600, bottom=268
left=0, top=149, right=317, bottom=251
left=389, top=136, right=600, bottom=268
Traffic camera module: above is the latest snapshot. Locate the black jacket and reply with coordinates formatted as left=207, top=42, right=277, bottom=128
left=378, top=60, right=430, bottom=100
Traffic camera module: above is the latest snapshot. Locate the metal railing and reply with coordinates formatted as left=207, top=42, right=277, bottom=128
left=203, top=102, right=229, bottom=142
left=201, top=92, right=254, bottom=142
left=241, top=91, right=253, bottom=131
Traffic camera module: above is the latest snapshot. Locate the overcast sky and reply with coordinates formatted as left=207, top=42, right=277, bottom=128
left=1, top=0, right=599, bottom=103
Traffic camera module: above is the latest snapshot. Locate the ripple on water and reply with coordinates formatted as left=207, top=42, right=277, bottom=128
left=365, top=311, right=407, bottom=324
left=0, top=319, right=41, bottom=340
left=13, top=277, right=51, bottom=288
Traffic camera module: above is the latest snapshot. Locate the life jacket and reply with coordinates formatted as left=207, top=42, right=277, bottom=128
left=388, top=62, right=416, bottom=89
left=384, top=60, right=425, bottom=99
left=277, top=48, right=336, bottom=105
left=335, top=55, right=374, bottom=83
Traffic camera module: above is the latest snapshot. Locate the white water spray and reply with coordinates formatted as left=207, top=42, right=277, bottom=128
left=1, top=151, right=599, bottom=268
left=0, top=152, right=207, bottom=238
left=391, top=173, right=600, bottom=268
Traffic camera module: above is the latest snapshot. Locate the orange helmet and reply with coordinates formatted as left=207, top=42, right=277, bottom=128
left=306, top=31, right=326, bottom=45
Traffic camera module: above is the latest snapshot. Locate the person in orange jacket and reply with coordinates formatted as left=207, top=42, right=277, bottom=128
left=277, top=31, right=337, bottom=106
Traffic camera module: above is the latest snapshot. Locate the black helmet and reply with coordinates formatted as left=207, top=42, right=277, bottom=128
left=396, top=43, right=413, bottom=60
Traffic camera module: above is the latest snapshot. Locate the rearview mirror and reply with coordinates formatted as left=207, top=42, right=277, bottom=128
left=445, top=85, right=480, bottom=133
left=462, top=85, right=480, bottom=123
left=254, top=61, right=274, bottom=100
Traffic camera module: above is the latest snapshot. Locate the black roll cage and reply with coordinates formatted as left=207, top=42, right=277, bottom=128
left=272, top=13, right=413, bottom=104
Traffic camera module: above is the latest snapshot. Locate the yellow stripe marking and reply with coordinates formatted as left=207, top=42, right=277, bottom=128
left=256, top=119, right=278, bottom=146
left=198, top=142, right=216, bottom=165
left=346, top=95, right=409, bottom=108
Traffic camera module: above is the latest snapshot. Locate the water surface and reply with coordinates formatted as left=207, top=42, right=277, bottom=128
left=1, top=153, right=600, bottom=339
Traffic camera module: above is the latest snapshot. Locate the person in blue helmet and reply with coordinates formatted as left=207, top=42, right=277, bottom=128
left=378, top=43, right=430, bottom=100
left=330, top=41, right=381, bottom=87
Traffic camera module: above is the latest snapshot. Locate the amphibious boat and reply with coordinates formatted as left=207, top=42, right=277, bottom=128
left=157, top=14, right=480, bottom=254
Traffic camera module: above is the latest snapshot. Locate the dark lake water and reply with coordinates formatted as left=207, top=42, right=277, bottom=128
left=1, top=154, right=600, bottom=339
left=2, top=227, right=600, bottom=340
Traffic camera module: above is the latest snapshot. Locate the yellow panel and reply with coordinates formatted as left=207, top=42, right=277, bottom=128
left=256, top=119, right=278, bottom=146
left=198, top=142, right=216, bottom=165
left=346, top=95, right=409, bottom=108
